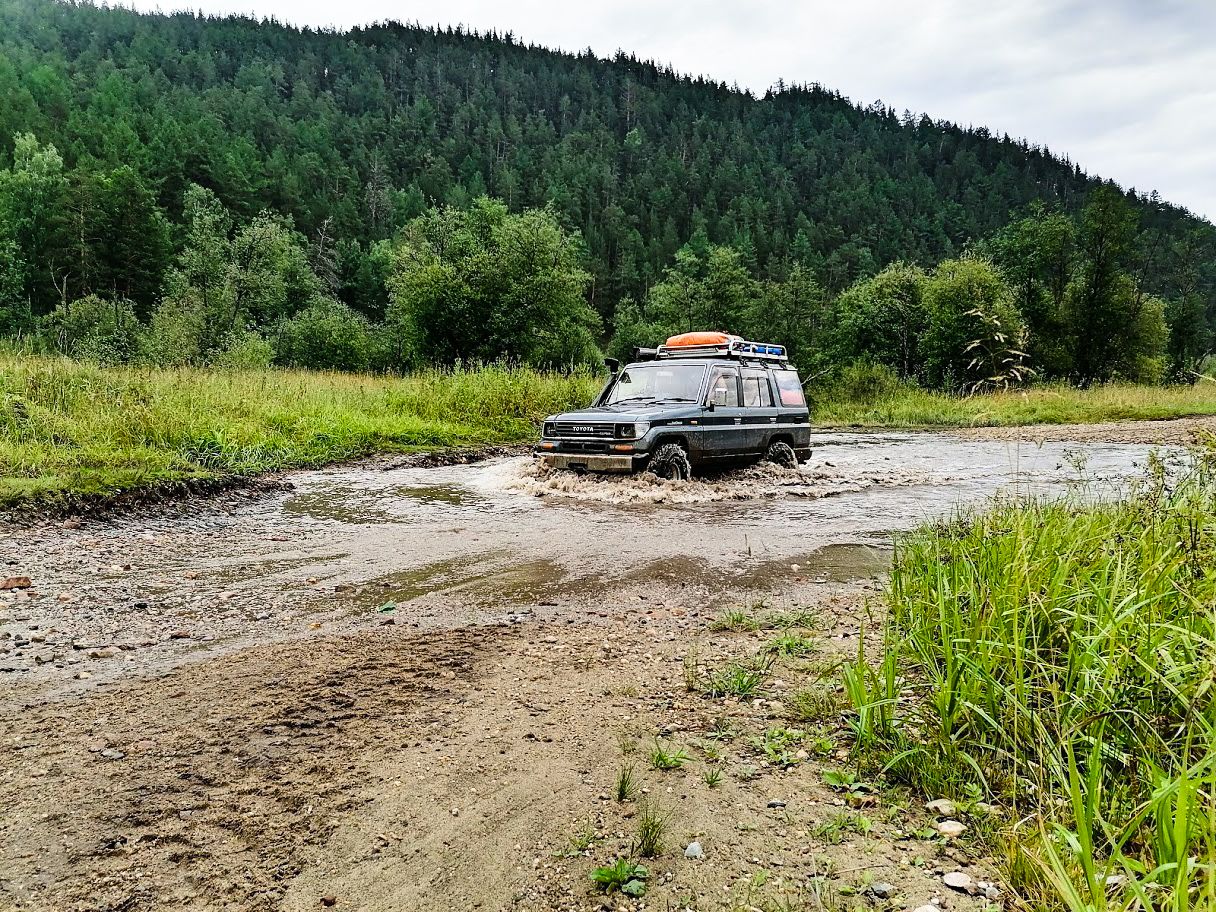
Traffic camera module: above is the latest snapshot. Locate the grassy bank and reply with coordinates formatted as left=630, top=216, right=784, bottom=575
left=7, top=354, right=1216, bottom=511
left=814, top=377, right=1216, bottom=427
left=0, top=356, right=599, bottom=509
left=847, top=454, right=1216, bottom=909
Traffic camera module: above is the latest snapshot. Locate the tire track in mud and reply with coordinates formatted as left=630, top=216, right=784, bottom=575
left=0, top=625, right=508, bottom=912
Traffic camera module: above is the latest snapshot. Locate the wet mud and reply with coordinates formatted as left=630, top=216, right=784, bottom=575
left=0, top=428, right=1182, bottom=912
left=1, top=431, right=1169, bottom=696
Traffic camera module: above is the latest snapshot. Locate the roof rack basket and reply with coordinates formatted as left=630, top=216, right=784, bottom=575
left=656, top=336, right=788, bottom=362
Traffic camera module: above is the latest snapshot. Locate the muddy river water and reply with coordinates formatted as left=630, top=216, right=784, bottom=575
left=0, top=431, right=1170, bottom=693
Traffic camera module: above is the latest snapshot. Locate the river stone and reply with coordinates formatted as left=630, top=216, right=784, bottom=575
left=925, top=798, right=957, bottom=816
left=936, top=819, right=967, bottom=837
left=684, top=841, right=703, bottom=859
left=943, top=871, right=973, bottom=892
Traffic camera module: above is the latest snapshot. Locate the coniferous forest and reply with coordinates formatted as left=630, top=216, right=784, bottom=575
left=2, top=0, right=1215, bottom=387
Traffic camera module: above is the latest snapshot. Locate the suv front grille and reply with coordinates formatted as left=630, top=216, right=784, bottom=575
left=551, top=422, right=615, bottom=438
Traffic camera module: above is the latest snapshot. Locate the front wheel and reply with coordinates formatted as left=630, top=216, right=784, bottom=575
left=764, top=440, right=798, bottom=468
left=646, top=443, right=692, bottom=481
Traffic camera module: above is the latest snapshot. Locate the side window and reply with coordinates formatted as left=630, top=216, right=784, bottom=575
left=774, top=370, right=806, bottom=407
left=706, top=367, right=739, bottom=407
left=742, top=370, right=774, bottom=408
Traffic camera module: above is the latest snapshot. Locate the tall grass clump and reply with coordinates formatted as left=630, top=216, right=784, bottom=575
left=812, top=363, right=1216, bottom=427
left=0, top=355, right=600, bottom=508
left=846, top=450, right=1216, bottom=910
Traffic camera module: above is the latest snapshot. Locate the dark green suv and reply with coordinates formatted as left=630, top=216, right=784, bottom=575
left=536, top=336, right=811, bottom=480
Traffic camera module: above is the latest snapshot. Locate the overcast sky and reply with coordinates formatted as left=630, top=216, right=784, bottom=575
left=123, top=0, right=1216, bottom=221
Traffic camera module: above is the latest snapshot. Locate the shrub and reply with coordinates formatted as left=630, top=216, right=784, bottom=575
left=274, top=297, right=383, bottom=372
left=44, top=295, right=144, bottom=364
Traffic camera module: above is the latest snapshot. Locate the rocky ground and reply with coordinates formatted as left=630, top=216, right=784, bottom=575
left=0, top=573, right=1002, bottom=912
left=1, top=418, right=1196, bottom=912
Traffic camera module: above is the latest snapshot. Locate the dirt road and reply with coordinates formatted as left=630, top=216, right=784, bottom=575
left=0, top=427, right=1187, bottom=911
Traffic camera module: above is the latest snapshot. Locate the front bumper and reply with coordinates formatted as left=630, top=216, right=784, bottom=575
left=538, top=452, right=639, bottom=473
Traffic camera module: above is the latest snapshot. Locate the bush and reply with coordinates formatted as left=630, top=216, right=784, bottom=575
left=274, top=297, right=382, bottom=372
left=213, top=330, right=274, bottom=369
left=44, top=294, right=144, bottom=363
left=142, top=295, right=205, bottom=365
left=822, top=361, right=909, bottom=405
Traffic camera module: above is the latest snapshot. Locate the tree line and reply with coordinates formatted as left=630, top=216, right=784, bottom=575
left=1, top=127, right=1198, bottom=388
left=1, top=2, right=1213, bottom=323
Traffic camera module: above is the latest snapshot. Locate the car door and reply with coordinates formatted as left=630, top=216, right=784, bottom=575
left=697, top=364, right=747, bottom=459
left=741, top=367, right=780, bottom=454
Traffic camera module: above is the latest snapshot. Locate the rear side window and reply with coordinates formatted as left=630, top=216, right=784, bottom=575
left=742, top=370, right=773, bottom=407
left=706, top=366, right=740, bottom=407
left=774, top=370, right=806, bottom=407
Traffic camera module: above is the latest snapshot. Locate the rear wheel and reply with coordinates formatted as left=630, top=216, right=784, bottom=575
left=765, top=440, right=798, bottom=468
left=646, top=443, right=692, bottom=481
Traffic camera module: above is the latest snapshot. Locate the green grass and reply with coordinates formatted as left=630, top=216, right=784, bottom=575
left=813, top=378, right=1216, bottom=427
left=702, top=658, right=771, bottom=698
left=811, top=810, right=874, bottom=845
left=0, top=355, right=599, bottom=509
left=614, top=764, right=638, bottom=802
left=633, top=800, right=671, bottom=858
left=648, top=740, right=690, bottom=771
left=846, top=451, right=1216, bottom=910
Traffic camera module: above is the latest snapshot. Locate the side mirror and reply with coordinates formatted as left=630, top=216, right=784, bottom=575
left=709, top=388, right=730, bottom=408
left=603, top=357, right=620, bottom=374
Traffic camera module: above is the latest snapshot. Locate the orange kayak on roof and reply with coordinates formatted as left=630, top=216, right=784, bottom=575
left=664, top=331, right=736, bottom=347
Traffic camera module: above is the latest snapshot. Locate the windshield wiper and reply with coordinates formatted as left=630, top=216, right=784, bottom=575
left=656, top=396, right=697, bottom=402
left=610, top=395, right=657, bottom=404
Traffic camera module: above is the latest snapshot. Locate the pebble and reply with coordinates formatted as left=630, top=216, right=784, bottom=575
left=925, top=798, right=957, bottom=817
left=99, top=748, right=125, bottom=761
left=913, top=906, right=938, bottom=912
left=868, top=882, right=896, bottom=899
left=936, top=819, right=967, bottom=838
left=942, top=872, right=973, bottom=892
left=684, top=841, right=703, bottom=859
left=766, top=799, right=786, bottom=809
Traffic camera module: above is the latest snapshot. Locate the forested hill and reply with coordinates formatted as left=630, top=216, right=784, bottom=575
left=3, top=0, right=1213, bottom=321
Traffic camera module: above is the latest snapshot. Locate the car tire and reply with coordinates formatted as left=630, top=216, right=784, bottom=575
left=765, top=440, right=798, bottom=469
left=646, top=443, right=692, bottom=481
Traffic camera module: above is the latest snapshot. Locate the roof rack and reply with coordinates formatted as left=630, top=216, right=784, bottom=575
left=656, top=336, right=788, bottom=363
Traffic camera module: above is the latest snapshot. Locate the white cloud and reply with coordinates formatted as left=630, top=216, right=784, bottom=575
left=121, top=0, right=1216, bottom=219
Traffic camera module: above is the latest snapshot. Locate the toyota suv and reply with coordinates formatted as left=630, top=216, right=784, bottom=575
left=536, top=333, right=811, bottom=480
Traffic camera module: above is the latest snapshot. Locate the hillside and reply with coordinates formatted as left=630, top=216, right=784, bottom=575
left=2, top=0, right=1213, bottom=327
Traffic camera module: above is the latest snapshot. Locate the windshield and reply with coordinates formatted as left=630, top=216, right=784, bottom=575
left=606, top=363, right=706, bottom=405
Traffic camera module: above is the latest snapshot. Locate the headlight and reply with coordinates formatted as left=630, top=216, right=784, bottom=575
left=616, top=422, right=650, bottom=439
left=543, top=421, right=556, bottom=437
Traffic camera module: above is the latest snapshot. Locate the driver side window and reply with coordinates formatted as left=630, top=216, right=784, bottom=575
left=706, top=367, right=739, bottom=407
